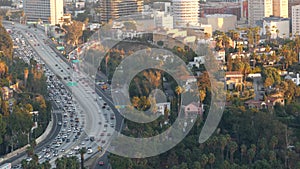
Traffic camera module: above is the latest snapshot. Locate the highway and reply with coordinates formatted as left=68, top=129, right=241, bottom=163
left=3, top=22, right=116, bottom=168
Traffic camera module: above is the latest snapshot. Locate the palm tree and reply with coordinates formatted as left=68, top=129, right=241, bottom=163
left=208, top=153, right=216, bottom=169
left=240, top=144, right=247, bottom=162
left=24, top=68, right=29, bottom=87
left=268, top=150, right=276, bottom=162
left=270, top=136, right=278, bottom=150
left=200, top=154, right=208, bottom=168
left=229, top=141, right=238, bottom=163
left=79, top=147, right=87, bottom=169
left=276, top=29, right=280, bottom=39
left=247, top=148, right=256, bottom=164
left=219, top=135, right=228, bottom=160
left=265, top=25, right=271, bottom=41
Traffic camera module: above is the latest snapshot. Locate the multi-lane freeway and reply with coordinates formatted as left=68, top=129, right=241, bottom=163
left=2, top=22, right=116, bottom=168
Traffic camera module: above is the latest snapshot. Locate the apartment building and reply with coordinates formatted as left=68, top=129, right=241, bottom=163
left=100, top=0, right=143, bottom=23
left=172, top=0, right=200, bottom=28
left=292, top=5, right=300, bottom=35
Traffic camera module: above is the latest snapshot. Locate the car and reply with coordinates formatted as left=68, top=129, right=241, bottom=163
left=87, top=148, right=93, bottom=154
left=100, top=133, right=105, bottom=136
left=90, top=136, right=95, bottom=141
left=58, top=121, right=62, bottom=126
left=26, top=157, right=32, bottom=162
left=55, top=64, right=58, bottom=66
left=99, top=161, right=104, bottom=166
left=61, top=70, right=63, bottom=72
left=101, top=140, right=106, bottom=143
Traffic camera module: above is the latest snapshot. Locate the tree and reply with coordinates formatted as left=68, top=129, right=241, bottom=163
left=79, top=147, right=87, bottom=169
left=240, top=144, right=247, bottom=162
left=24, top=67, right=29, bottom=87
left=63, top=21, right=84, bottom=46
left=200, top=154, right=208, bottom=168
left=218, top=135, right=228, bottom=160
left=199, top=90, right=206, bottom=103
left=208, top=153, right=216, bottom=169
left=229, top=141, right=238, bottom=163
left=270, top=136, right=278, bottom=150
left=193, top=161, right=202, bottom=169
left=248, top=148, right=256, bottom=164
left=175, top=86, right=183, bottom=109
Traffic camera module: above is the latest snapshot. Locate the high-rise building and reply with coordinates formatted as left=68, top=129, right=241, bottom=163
left=289, top=0, right=300, bottom=17
left=24, top=0, right=64, bottom=25
left=273, top=0, right=288, bottom=18
left=100, top=0, right=143, bottom=23
left=248, top=0, right=273, bottom=25
left=248, top=0, right=288, bottom=25
left=292, top=5, right=300, bottom=35
left=172, top=0, right=200, bottom=28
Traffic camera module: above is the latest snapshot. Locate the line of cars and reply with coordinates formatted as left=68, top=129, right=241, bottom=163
left=10, top=25, right=90, bottom=166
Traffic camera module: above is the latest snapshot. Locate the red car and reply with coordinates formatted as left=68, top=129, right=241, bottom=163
left=99, top=161, right=104, bottom=166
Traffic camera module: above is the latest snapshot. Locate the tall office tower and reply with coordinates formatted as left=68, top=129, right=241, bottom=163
left=292, top=5, right=300, bottom=35
left=100, top=0, right=143, bottom=23
left=248, top=0, right=273, bottom=25
left=24, top=0, right=64, bottom=25
left=172, top=0, right=200, bottom=28
left=273, top=0, right=288, bottom=18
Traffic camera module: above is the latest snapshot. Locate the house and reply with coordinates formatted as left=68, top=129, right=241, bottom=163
left=156, top=102, right=171, bottom=116
left=188, top=56, right=205, bottom=68
left=179, top=75, right=197, bottom=91
left=247, top=73, right=262, bottom=78
left=225, top=71, right=244, bottom=90
left=214, top=50, right=226, bottom=62
left=244, top=96, right=284, bottom=109
left=1, top=87, right=13, bottom=101
left=183, top=102, right=203, bottom=116
left=229, top=52, right=251, bottom=60
left=284, top=73, right=300, bottom=85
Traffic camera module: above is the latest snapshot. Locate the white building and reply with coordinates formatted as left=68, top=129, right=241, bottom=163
left=154, top=11, right=173, bottom=29
left=248, top=0, right=273, bottom=25
left=284, top=73, right=300, bottom=85
left=156, top=102, right=171, bottom=115
left=292, top=5, right=300, bottom=36
left=200, top=14, right=237, bottom=32
left=262, top=17, right=290, bottom=38
left=24, top=0, right=64, bottom=25
left=153, top=2, right=171, bottom=13
left=172, top=0, right=200, bottom=28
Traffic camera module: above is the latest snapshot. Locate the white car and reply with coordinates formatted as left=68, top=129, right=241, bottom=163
left=87, top=148, right=93, bottom=154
